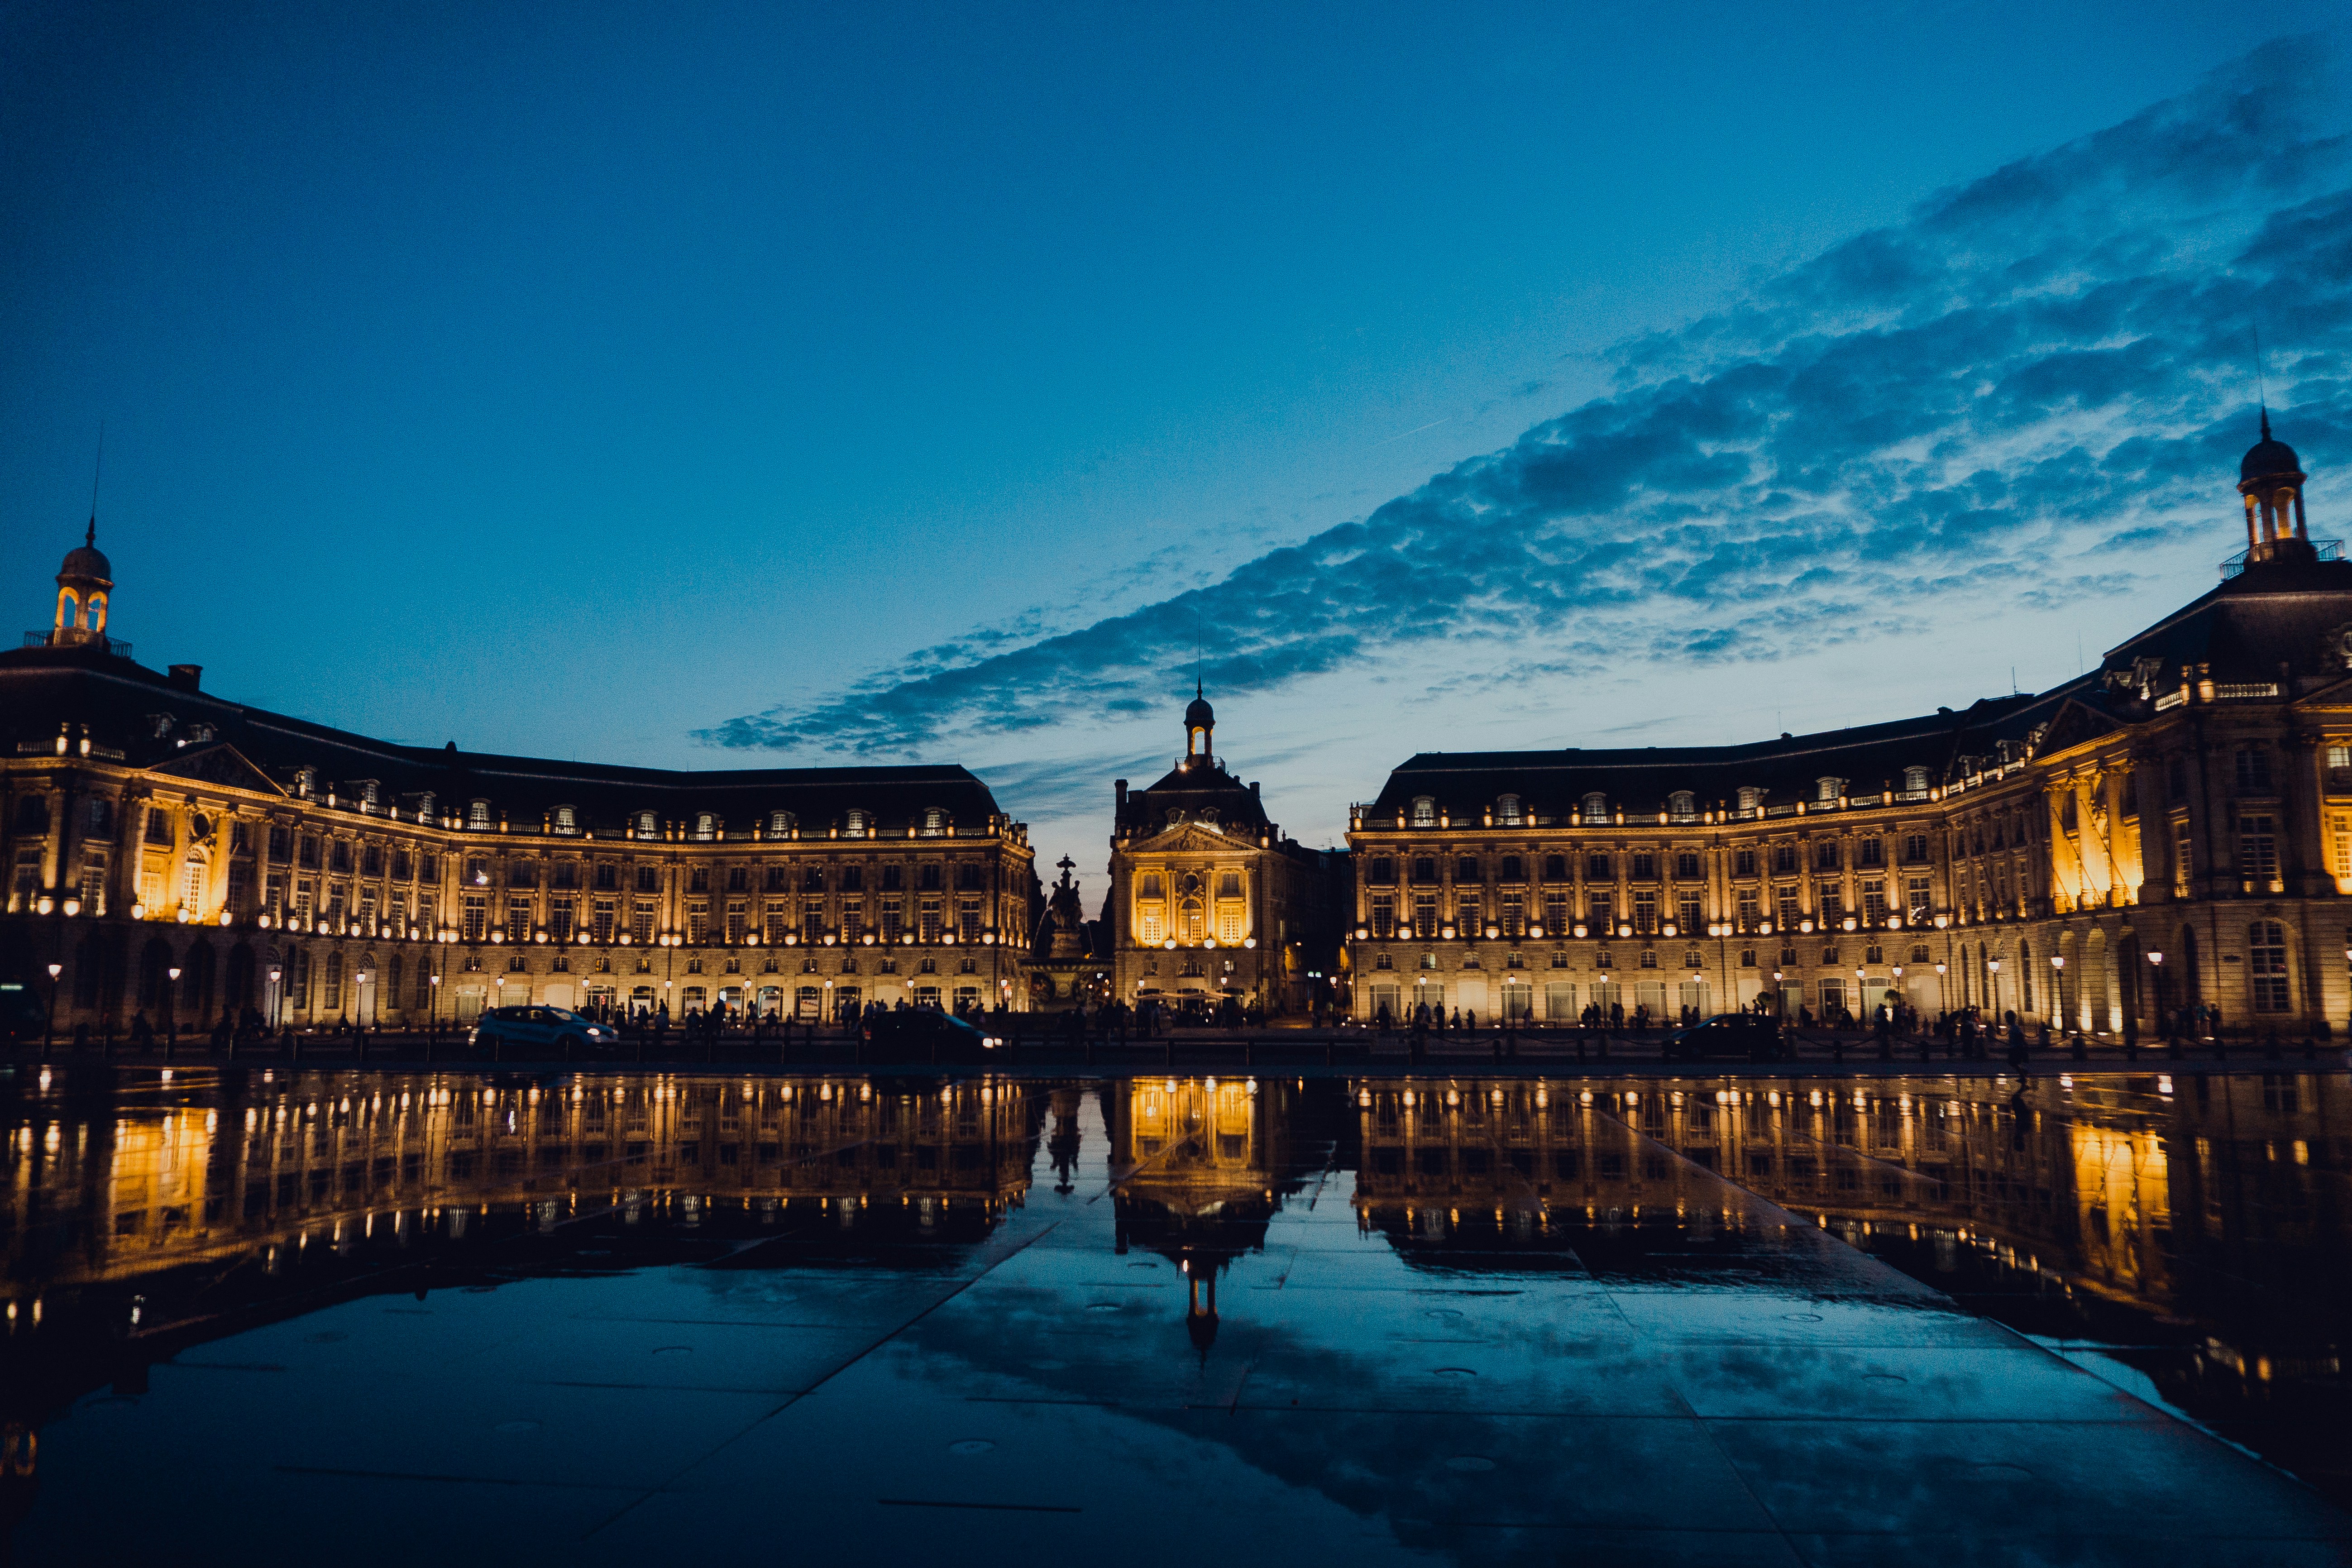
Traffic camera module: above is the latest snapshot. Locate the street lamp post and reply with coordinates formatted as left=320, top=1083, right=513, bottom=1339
left=43, top=962, right=62, bottom=1057
left=356, top=969, right=372, bottom=1062
left=165, top=966, right=182, bottom=1059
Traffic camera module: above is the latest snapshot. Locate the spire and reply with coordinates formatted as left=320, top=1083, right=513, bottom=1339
left=87, top=420, right=102, bottom=548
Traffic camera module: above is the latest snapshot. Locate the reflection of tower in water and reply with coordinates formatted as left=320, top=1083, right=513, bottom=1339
left=1105, top=1077, right=1292, bottom=1357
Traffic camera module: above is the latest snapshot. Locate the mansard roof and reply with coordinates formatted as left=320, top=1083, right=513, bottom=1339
left=0, top=642, right=1008, bottom=833
left=1366, top=693, right=2057, bottom=823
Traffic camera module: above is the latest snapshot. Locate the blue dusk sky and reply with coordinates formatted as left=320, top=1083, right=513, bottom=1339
left=4, top=4, right=2349, bottom=900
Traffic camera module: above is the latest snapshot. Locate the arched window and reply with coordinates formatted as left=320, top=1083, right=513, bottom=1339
left=771, top=810, right=797, bottom=836
left=693, top=813, right=716, bottom=840
left=553, top=805, right=577, bottom=834
left=1179, top=898, right=1204, bottom=943
left=1496, top=794, right=1522, bottom=825
left=636, top=810, right=656, bottom=837
left=1410, top=796, right=1437, bottom=827
left=921, top=807, right=947, bottom=837
left=843, top=809, right=865, bottom=834
left=57, top=588, right=81, bottom=631
left=1668, top=791, right=1697, bottom=822
left=468, top=799, right=492, bottom=830
left=86, top=593, right=106, bottom=631
left=1903, top=765, right=1930, bottom=794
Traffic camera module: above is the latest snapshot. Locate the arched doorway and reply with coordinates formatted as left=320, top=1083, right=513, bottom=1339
left=225, top=942, right=255, bottom=1016
left=183, top=940, right=215, bottom=1026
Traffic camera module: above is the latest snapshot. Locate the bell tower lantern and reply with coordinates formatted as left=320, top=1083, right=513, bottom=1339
left=49, top=520, right=114, bottom=648
left=1182, top=682, right=1215, bottom=772
left=2238, top=411, right=2315, bottom=568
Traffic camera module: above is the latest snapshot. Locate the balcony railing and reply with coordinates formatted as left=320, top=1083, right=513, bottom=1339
left=2220, top=539, right=2342, bottom=579
left=23, top=630, right=133, bottom=658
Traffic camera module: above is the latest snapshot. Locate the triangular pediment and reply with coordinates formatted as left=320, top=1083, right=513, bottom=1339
left=2036, top=699, right=2123, bottom=758
left=1137, top=823, right=1253, bottom=855
left=146, top=742, right=287, bottom=798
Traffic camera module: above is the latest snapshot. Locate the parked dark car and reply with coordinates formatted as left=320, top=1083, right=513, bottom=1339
left=1661, top=1012, right=1784, bottom=1063
left=467, top=1005, right=621, bottom=1058
left=858, top=1009, right=1004, bottom=1063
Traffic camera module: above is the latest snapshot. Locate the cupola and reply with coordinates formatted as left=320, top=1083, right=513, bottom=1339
left=2238, top=411, right=2314, bottom=567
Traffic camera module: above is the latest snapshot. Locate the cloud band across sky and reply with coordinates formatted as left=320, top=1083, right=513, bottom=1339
left=704, top=39, right=2351, bottom=760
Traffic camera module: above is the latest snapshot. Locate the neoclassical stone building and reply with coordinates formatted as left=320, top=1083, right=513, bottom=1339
left=1105, top=689, right=1351, bottom=1016
left=1346, top=422, right=2352, bottom=1037
left=1, top=533, right=1037, bottom=1032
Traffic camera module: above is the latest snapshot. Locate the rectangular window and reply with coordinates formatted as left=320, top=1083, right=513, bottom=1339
left=1734, top=847, right=1757, bottom=878
left=881, top=898, right=904, bottom=941
left=358, top=886, right=377, bottom=931
left=2174, top=823, right=2193, bottom=896
left=2333, top=813, right=2352, bottom=888
left=1633, top=889, right=1658, bottom=934
left=1677, top=893, right=1702, bottom=934
left=1586, top=852, right=1611, bottom=882
left=1370, top=894, right=1395, bottom=938
left=1814, top=840, right=1840, bottom=871
left=1905, top=877, right=1931, bottom=924
left=145, top=808, right=174, bottom=846
left=325, top=882, right=346, bottom=925
left=1415, top=893, right=1439, bottom=935
left=463, top=895, right=487, bottom=942
left=919, top=900, right=942, bottom=943
left=593, top=899, right=615, bottom=943
left=1218, top=870, right=1243, bottom=897
left=1859, top=838, right=1884, bottom=867
left=550, top=896, right=576, bottom=943
left=1775, top=884, right=1799, bottom=931
left=1587, top=891, right=1613, bottom=931
left=1736, top=888, right=1759, bottom=928
left=837, top=899, right=860, bottom=942
left=2236, top=747, right=2273, bottom=793
left=1454, top=895, right=1480, bottom=933
left=961, top=899, right=983, bottom=942
left=1140, top=898, right=1166, bottom=944
left=1861, top=880, right=1886, bottom=923
left=2249, top=920, right=2291, bottom=1012
left=1541, top=892, right=1566, bottom=934
left=1630, top=852, right=1655, bottom=881
left=800, top=898, right=823, bottom=938
left=632, top=901, right=655, bottom=942
left=507, top=897, right=532, bottom=941
left=1902, top=833, right=1928, bottom=864
left=726, top=902, right=747, bottom=944
left=687, top=900, right=709, bottom=945
left=1817, top=882, right=1843, bottom=920
left=1501, top=892, right=1525, bottom=937
left=2238, top=815, right=2279, bottom=891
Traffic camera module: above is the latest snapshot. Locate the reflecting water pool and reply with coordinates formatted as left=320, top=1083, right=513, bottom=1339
left=5, top=1065, right=2350, bottom=1565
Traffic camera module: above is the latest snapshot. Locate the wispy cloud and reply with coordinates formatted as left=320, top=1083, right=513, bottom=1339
left=703, top=39, right=2351, bottom=760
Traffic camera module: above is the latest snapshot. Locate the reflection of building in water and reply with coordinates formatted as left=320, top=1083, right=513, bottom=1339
left=0, top=1070, right=1044, bottom=1432
left=1351, top=1071, right=2352, bottom=1394
left=1104, top=1076, right=1299, bottom=1353
left=5, top=1072, right=1040, bottom=1293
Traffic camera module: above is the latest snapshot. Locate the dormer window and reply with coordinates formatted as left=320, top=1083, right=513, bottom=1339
left=1496, top=794, right=1522, bottom=825
left=417, top=792, right=435, bottom=822
left=918, top=807, right=947, bottom=837
left=770, top=809, right=797, bottom=836
left=553, top=804, right=578, bottom=834
left=844, top=809, right=866, bottom=834
left=1581, top=792, right=1608, bottom=821
left=1668, top=790, right=1697, bottom=822
left=1736, top=786, right=1762, bottom=812
left=296, top=767, right=316, bottom=798
left=1410, top=796, right=1437, bottom=827
left=358, top=779, right=380, bottom=807
left=1199, top=808, right=1219, bottom=828
left=468, top=799, right=492, bottom=830
left=693, top=813, right=717, bottom=840
left=1903, top=765, right=1930, bottom=794
left=1816, top=777, right=1842, bottom=804
left=636, top=810, right=657, bottom=837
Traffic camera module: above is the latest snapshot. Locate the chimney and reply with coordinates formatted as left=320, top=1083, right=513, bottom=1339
left=167, top=664, right=202, bottom=691
left=1250, top=781, right=1261, bottom=796
left=1114, top=779, right=1128, bottom=815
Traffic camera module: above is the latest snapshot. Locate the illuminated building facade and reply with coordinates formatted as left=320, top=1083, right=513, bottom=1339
left=0, top=537, right=1038, bottom=1030
left=1346, top=428, right=2352, bottom=1036
left=1105, top=689, right=1351, bottom=1015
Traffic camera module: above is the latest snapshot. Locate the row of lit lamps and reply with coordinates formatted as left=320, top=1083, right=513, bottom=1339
left=1352, top=913, right=1950, bottom=942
